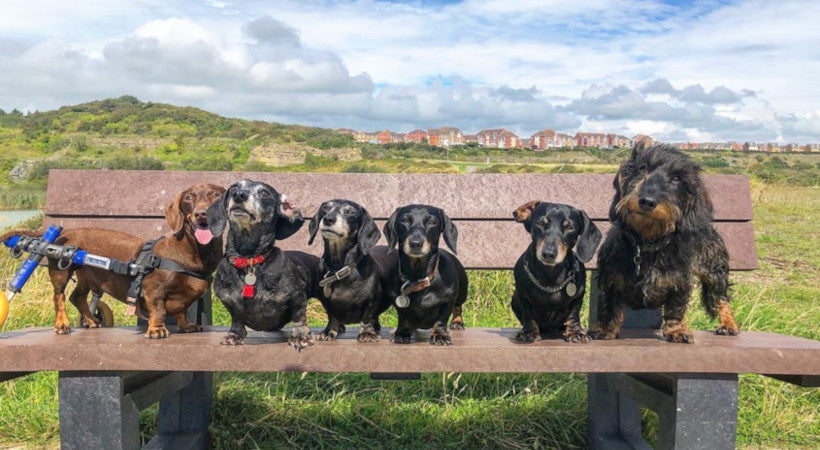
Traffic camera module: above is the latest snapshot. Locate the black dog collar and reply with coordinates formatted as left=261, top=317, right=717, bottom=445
left=523, top=260, right=577, bottom=297
left=319, top=264, right=354, bottom=297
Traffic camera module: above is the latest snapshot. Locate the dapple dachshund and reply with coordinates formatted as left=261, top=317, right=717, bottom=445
left=511, top=201, right=601, bottom=343
left=207, top=180, right=320, bottom=349
left=1, top=183, right=225, bottom=338
left=384, top=204, right=468, bottom=345
left=308, top=199, right=399, bottom=342
left=593, top=144, right=739, bottom=343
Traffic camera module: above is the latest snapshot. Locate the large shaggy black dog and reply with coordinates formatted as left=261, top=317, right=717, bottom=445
left=592, top=144, right=739, bottom=343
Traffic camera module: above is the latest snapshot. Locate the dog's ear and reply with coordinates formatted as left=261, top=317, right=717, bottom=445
left=513, top=200, right=540, bottom=233
left=679, top=176, right=714, bottom=234
left=275, top=193, right=305, bottom=240
left=574, top=208, right=602, bottom=263
left=440, top=208, right=458, bottom=254
left=307, top=202, right=328, bottom=246
left=357, top=207, right=381, bottom=256
left=383, top=208, right=400, bottom=254
left=165, top=190, right=187, bottom=233
left=608, top=171, right=623, bottom=222
left=206, top=190, right=230, bottom=237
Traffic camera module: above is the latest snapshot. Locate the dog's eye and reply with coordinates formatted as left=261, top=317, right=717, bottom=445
left=211, top=192, right=220, bottom=199
left=638, top=164, right=647, bottom=172
left=563, top=220, right=572, bottom=229
left=427, top=218, right=438, bottom=227
left=259, top=190, right=271, bottom=198
left=183, top=194, right=193, bottom=202
left=399, top=216, right=410, bottom=225
left=671, top=175, right=682, bottom=184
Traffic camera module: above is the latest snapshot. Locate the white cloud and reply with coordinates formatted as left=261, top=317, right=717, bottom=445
left=0, top=1, right=818, bottom=141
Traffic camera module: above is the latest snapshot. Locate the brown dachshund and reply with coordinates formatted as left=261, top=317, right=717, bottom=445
left=2, top=183, right=225, bottom=338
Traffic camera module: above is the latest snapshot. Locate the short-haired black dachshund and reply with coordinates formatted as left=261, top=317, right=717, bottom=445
left=592, top=144, right=740, bottom=343
left=208, top=179, right=320, bottom=349
left=384, top=204, right=468, bottom=345
left=308, top=199, right=399, bottom=342
left=511, top=201, right=602, bottom=343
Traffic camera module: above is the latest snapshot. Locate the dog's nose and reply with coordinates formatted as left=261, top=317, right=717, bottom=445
left=194, top=210, right=207, bottom=222
left=232, top=189, right=249, bottom=203
left=322, top=215, right=336, bottom=226
left=638, top=196, right=657, bottom=211
left=541, top=247, right=557, bottom=260
left=408, top=237, right=424, bottom=250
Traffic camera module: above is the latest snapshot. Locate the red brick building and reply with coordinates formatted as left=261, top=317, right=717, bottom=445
left=606, top=134, right=630, bottom=148
left=530, top=128, right=562, bottom=150
left=575, top=132, right=607, bottom=148
left=477, top=128, right=520, bottom=149
left=403, top=129, right=428, bottom=144
left=427, top=127, right=463, bottom=147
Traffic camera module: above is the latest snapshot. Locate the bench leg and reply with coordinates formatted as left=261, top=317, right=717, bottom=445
left=59, top=371, right=141, bottom=450
left=656, top=373, right=738, bottom=449
left=588, top=373, right=652, bottom=449
left=144, top=372, right=212, bottom=449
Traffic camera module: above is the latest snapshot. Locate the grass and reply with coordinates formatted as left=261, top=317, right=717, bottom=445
left=0, top=185, right=818, bottom=449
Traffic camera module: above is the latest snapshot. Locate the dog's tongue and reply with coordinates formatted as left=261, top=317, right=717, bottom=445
left=194, top=228, right=214, bottom=245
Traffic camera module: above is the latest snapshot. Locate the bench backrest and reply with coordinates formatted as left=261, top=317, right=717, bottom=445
left=44, top=170, right=757, bottom=270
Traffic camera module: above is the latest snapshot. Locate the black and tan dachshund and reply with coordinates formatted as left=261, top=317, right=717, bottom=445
left=593, top=144, right=739, bottom=343
left=308, top=199, right=399, bottom=342
left=207, top=180, right=320, bottom=349
left=384, top=204, right=468, bottom=345
left=511, top=201, right=602, bottom=343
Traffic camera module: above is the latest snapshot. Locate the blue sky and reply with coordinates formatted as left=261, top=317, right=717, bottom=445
left=0, top=0, right=818, bottom=142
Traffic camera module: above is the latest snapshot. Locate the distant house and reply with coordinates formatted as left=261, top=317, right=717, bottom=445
left=575, top=132, right=607, bottom=148
left=729, top=142, right=743, bottom=151
left=606, top=134, right=630, bottom=148
left=477, top=128, right=520, bottom=149
left=404, top=129, right=428, bottom=144
left=743, top=142, right=759, bottom=151
left=335, top=128, right=356, bottom=135
left=530, top=128, right=560, bottom=150
left=766, top=142, right=782, bottom=153
left=632, top=134, right=653, bottom=148
left=355, top=130, right=381, bottom=143
left=806, top=143, right=820, bottom=152
left=462, top=134, right=478, bottom=145
left=427, top=127, right=463, bottom=147
left=784, top=143, right=802, bottom=152
left=374, top=130, right=402, bottom=144
left=557, top=133, right=575, bottom=148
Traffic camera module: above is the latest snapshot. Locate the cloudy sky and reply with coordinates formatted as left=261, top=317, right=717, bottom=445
left=1, top=0, right=818, bottom=142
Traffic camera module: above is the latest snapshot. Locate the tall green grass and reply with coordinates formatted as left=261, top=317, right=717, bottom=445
left=0, top=185, right=818, bottom=448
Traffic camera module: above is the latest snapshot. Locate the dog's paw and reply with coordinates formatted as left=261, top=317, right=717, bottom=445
left=590, top=327, right=618, bottom=340
left=82, top=316, right=101, bottom=329
left=715, top=324, right=739, bottom=336
left=448, top=319, right=465, bottom=330
left=391, top=332, right=413, bottom=344
left=664, top=328, right=694, bottom=343
left=564, top=329, right=591, bottom=343
left=316, top=329, right=338, bottom=341
left=146, top=326, right=170, bottom=339
left=178, top=323, right=203, bottom=333
left=429, top=329, right=453, bottom=346
left=220, top=332, right=245, bottom=345
left=54, top=323, right=72, bottom=334
left=514, top=329, right=539, bottom=343
left=289, top=329, right=314, bottom=350
left=338, top=324, right=347, bottom=333
left=357, top=327, right=380, bottom=343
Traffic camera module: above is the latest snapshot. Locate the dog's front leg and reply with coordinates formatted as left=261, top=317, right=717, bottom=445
left=317, top=314, right=343, bottom=341
left=512, top=292, right=540, bottom=343
left=288, top=300, right=313, bottom=350
left=391, top=314, right=415, bottom=344
left=430, top=304, right=453, bottom=346
left=221, top=318, right=247, bottom=345
left=662, top=295, right=694, bottom=344
left=357, top=302, right=381, bottom=342
left=144, top=294, right=170, bottom=339
left=591, top=286, right=623, bottom=340
left=562, top=299, right=590, bottom=343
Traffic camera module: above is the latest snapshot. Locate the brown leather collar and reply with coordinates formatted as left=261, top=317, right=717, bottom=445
left=399, top=254, right=440, bottom=296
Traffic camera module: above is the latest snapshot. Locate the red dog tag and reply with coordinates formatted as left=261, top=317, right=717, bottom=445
left=242, top=284, right=255, bottom=298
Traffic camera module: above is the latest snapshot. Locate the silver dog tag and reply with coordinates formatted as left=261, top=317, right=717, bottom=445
left=323, top=285, right=332, bottom=298
left=244, top=272, right=257, bottom=286
left=395, top=294, right=410, bottom=308
left=565, top=282, right=577, bottom=297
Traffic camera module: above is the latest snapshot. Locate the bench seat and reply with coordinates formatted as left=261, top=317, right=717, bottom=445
left=2, top=327, right=818, bottom=377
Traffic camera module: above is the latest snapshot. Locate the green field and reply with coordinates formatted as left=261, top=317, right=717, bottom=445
left=0, top=182, right=817, bottom=448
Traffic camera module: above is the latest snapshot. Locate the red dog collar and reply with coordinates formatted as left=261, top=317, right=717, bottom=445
left=229, top=254, right=266, bottom=268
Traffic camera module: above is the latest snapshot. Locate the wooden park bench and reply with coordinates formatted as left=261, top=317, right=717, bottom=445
left=0, top=169, right=817, bottom=449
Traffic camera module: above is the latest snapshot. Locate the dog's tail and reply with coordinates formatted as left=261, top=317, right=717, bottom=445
left=0, top=229, right=44, bottom=244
